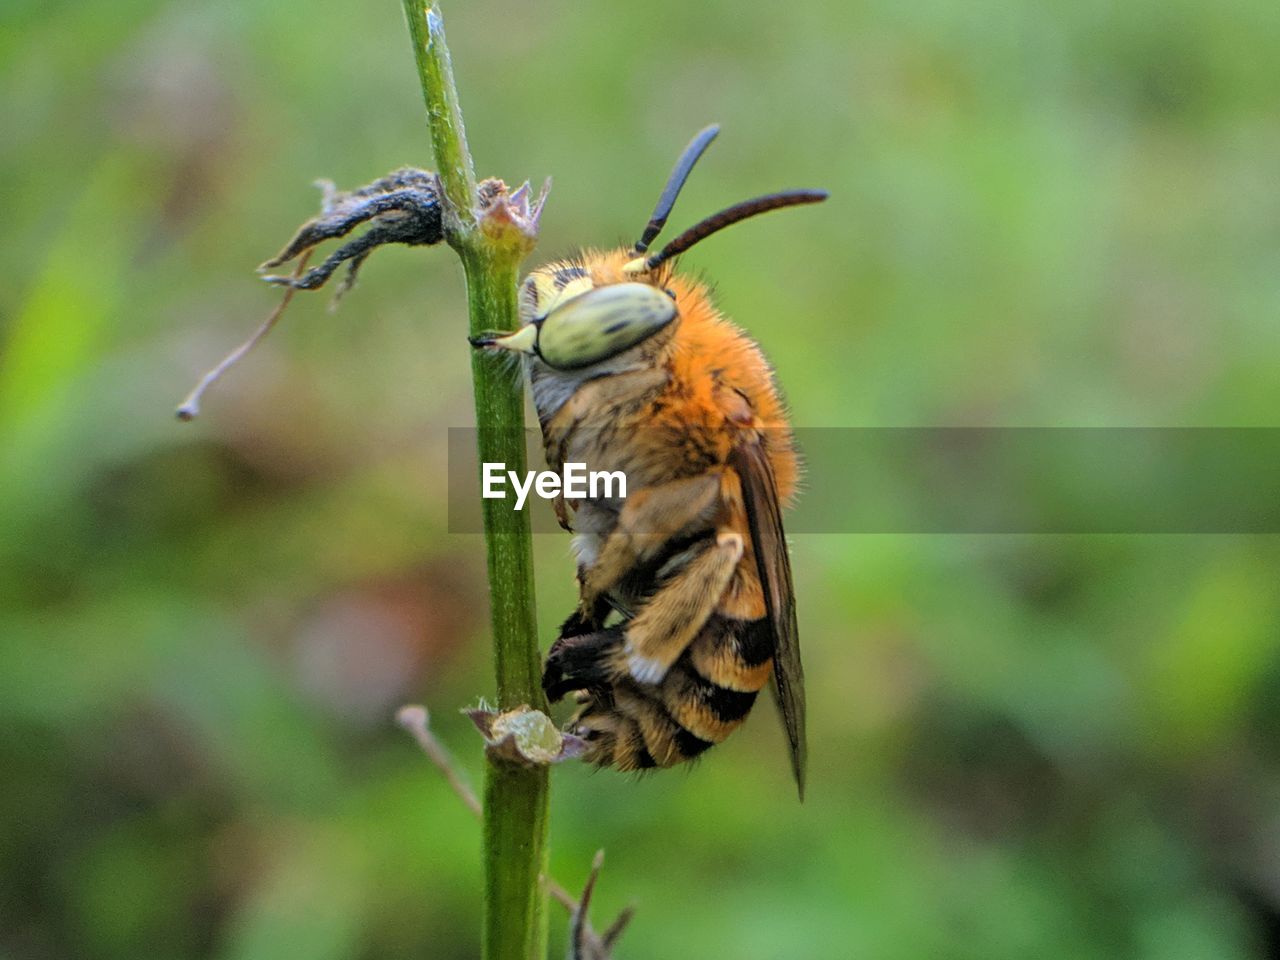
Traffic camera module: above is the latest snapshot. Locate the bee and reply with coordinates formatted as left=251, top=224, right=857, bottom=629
left=471, top=126, right=824, bottom=797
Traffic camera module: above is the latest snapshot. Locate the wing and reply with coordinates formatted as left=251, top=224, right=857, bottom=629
left=730, top=439, right=806, bottom=799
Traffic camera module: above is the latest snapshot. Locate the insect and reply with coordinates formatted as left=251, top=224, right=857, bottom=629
left=472, top=126, right=823, bottom=797
left=179, top=125, right=820, bottom=798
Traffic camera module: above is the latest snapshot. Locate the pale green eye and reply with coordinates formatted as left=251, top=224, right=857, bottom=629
left=536, top=282, right=676, bottom=370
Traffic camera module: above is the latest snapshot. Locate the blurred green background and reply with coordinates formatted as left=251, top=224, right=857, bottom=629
left=3, top=0, right=1280, bottom=957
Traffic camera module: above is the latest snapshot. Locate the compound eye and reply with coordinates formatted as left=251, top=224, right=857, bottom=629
left=528, top=273, right=595, bottom=323
left=537, top=282, right=677, bottom=370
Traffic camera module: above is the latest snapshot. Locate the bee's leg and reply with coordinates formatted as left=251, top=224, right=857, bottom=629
left=618, top=531, right=744, bottom=685
left=552, top=493, right=573, bottom=531
left=558, top=594, right=612, bottom=638
left=543, top=626, right=625, bottom=701
left=578, top=473, right=721, bottom=610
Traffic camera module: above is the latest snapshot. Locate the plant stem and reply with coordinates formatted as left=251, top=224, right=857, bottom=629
left=400, top=4, right=549, bottom=959
left=466, top=247, right=552, bottom=960
left=403, top=3, right=477, bottom=234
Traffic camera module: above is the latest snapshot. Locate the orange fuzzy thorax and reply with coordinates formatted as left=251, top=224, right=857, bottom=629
left=577, top=247, right=799, bottom=505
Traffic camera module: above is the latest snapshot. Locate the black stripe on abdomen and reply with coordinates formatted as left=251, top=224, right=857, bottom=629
left=687, top=669, right=758, bottom=723
left=631, top=740, right=658, bottom=768
left=673, top=725, right=714, bottom=759
left=736, top=617, right=775, bottom=667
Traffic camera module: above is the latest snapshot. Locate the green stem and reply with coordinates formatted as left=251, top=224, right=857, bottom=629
left=466, top=249, right=551, bottom=960
left=400, top=4, right=549, bottom=959
left=402, top=2, right=476, bottom=233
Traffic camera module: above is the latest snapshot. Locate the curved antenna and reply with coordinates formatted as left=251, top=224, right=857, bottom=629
left=638, top=189, right=828, bottom=270
left=633, top=124, right=721, bottom=253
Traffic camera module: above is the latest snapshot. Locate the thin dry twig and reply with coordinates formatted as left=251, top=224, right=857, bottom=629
left=396, top=705, right=481, bottom=817
left=569, top=850, right=636, bottom=960
left=175, top=249, right=313, bottom=421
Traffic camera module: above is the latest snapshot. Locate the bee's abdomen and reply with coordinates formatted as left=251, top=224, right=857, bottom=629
left=574, top=615, right=773, bottom=771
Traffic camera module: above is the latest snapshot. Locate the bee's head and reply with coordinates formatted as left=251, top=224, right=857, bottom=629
left=488, top=263, right=677, bottom=371
left=470, top=124, right=826, bottom=371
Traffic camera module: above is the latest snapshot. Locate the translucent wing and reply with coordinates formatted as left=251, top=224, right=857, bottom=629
left=731, top=439, right=806, bottom=799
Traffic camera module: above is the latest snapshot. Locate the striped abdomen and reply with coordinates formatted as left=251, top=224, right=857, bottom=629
left=567, top=614, right=774, bottom=770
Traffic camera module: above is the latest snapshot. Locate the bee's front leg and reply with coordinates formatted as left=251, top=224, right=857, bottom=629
left=558, top=595, right=612, bottom=639
left=552, top=493, right=574, bottom=531
left=543, top=626, right=625, bottom=701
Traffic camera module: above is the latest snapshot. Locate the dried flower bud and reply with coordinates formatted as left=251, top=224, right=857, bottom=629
left=465, top=705, right=586, bottom=767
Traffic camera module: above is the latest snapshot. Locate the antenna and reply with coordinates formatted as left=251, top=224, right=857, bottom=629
left=633, top=124, right=720, bottom=253
left=639, top=190, right=828, bottom=270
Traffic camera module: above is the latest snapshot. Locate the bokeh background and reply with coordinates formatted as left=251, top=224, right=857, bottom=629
left=4, top=0, right=1280, bottom=956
